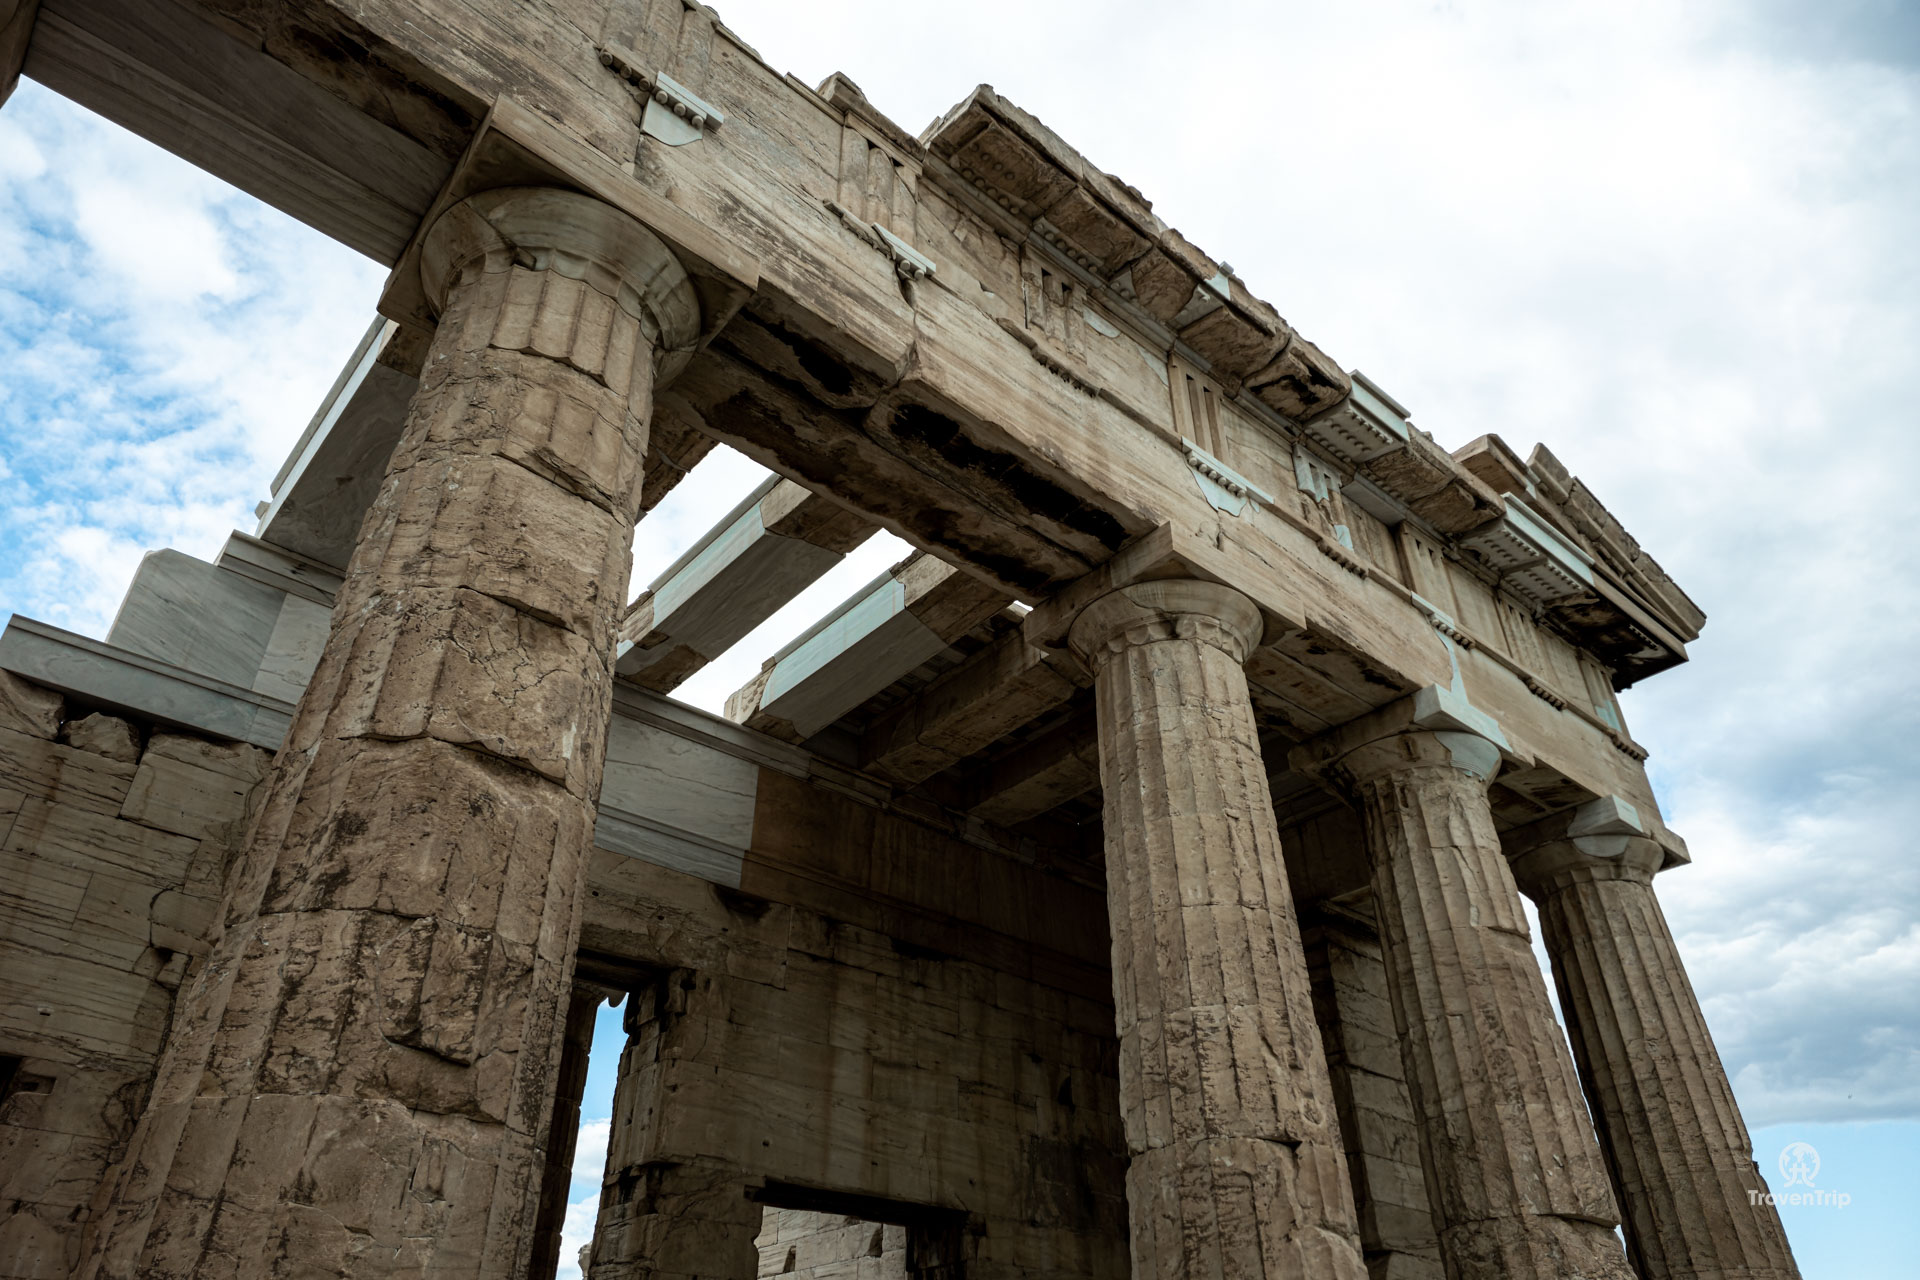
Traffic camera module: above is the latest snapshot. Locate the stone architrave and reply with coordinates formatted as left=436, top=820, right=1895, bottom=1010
left=1507, top=805, right=1800, bottom=1280
left=1322, top=725, right=1635, bottom=1280
left=1067, top=579, right=1368, bottom=1280
left=80, top=186, right=700, bottom=1280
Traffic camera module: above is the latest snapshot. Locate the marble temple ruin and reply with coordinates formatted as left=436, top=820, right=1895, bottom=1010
left=0, top=1, right=1800, bottom=1278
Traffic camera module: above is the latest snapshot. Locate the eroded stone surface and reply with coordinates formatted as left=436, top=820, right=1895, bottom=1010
left=0, top=676, right=265, bottom=1280
left=0, top=9, right=1790, bottom=1278
left=1328, top=728, right=1634, bottom=1280
left=59, top=714, right=139, bottom=765
left=1509, top=827, right=1799, bottom=1280
left=1069, top=580, right=1367, bottom=1280
left=77, top=187, right=696, bottom=1280
left=0, top=669, right=62, bottom=740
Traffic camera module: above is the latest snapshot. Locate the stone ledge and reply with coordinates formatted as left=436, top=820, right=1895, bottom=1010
left=0, top=617, right=293, bottom=751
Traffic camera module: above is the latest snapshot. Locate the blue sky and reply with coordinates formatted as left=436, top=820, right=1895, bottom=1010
left=2, top=1, right=1916, bottom=1275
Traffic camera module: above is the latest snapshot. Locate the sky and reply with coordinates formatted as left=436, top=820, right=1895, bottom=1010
left=1, top=0, right=1915, bottom=1275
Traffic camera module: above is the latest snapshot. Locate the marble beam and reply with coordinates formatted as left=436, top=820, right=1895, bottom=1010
left=617, top=475, right=874, bottom=693
left=725, top=552, right=1008, bottom=743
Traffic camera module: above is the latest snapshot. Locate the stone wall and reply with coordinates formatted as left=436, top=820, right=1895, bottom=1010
left=584, top=848, right=1129, bottom=1280
left=1304, top=915, right=1445, bottom=1280
left=755, top=1209, right=906, bottom=1280
left=0, top=672, right=269, bottom=1280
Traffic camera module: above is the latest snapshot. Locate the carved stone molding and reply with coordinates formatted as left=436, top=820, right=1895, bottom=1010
left=993, top=316, right=1098, bottom=395
left=1067, top=578, right=1264, bottom=669
left=597, top=43, right=724, bottom=146
left=824, top=199, right=936, bottom=281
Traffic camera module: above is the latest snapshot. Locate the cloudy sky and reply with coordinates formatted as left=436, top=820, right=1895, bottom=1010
left=1, top=0, right=1915, bottom=1274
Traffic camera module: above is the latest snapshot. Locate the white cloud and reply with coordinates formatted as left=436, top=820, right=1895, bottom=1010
left=572, top=1118, right=611, bottom=1194
left=0, top=82, right=386, bottom=639
left=555, top=1117, right=613, bottom=1280
left=555, top=1191, right=603, bottom=1280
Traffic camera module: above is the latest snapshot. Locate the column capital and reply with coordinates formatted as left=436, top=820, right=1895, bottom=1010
left=1065, top=577, right=1262, bottom=669
left=421, top=185, right=701, bottom=352
left=1504, top=796, right=1664, bottom=895
left=1290, top=684, right=1513, bottom=793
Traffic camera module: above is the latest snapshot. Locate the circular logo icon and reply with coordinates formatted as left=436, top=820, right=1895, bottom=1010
left=1779, top=1142, right=1820, bottom=1188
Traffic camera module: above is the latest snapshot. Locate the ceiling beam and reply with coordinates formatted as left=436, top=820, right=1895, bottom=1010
left=858, top=624, right=1086, bottom=787
left=726, top=552, right=1009, bottom=742
left=619, top=475, right=876, bottom=693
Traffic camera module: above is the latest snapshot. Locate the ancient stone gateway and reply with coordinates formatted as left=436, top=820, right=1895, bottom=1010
left=0, top=3, right=1799, bottom=1279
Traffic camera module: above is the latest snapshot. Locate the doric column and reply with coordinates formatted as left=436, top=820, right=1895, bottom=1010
left=588, top=973, right=761, bottom=1280
left=1321, top=724, right=1633, bottom=1280
left=83, top=186, right=699, bottom=1279
left=1507, top=802, right=1799, bottom=1280
left=1066, top=580, right=1367, bottom=1280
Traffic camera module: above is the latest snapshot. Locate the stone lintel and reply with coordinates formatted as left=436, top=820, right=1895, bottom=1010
left=858, top=619, right=1086, bottom=788
left=0, top=616, right=294, bottom=750
left=1026, top=523, right=1305, bottom=658
left=964, top=713, right=1100, bottom=827
left=1289, top=683, right=1532, bottom=786
left=1504, top=794, right=1693, bottom=879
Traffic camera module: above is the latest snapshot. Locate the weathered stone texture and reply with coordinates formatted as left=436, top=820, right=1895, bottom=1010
left=58, top=714, right=138, bottom=765
left=1510, top=830, right=1798, bottom=1280
left=755, top=1209, right=907, bottom=1280
left=0, top=670, right=61, bottom=740
left=0, top=680, right=269, bottom=1280
left=77, top=186, right=698, bottom=1280
left=0, top=6, right=1791, bottom=1277
left=1303, top=917, right=1444, bottom=1280
left=580, top=856, right=1126, bottom=1280
left=1069, top=580, right=1367, bottom=1280
left=1331, top=729, right=1633, bottom=1280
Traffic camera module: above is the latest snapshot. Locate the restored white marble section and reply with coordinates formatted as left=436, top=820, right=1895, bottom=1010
left=107, top=550, right=286, bottom=690
left=251, top=595, right=331, bottom=704
left=757, top=576, right=949, bottom=739
left=598, top=716, right=759, bottom=885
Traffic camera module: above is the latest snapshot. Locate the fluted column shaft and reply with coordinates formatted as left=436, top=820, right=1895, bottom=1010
left=1331, top=730, right=1633, bottom=1280
left=84, top=187, right=699, bottom=1279
left=1068, top=580, right=1366, bottom=1280
left=1511, top=830, right=1799, bottom=1280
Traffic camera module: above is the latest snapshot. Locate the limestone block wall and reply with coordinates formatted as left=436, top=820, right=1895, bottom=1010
left=755, top=1210, right=907, bottom=1280
left=1304, top=916, right=1444, bottom=1280
left=583, top=848, right=1129, bottom=1280
left=0, top=672, right=269, bottom=1280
